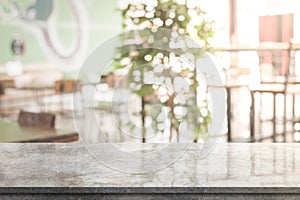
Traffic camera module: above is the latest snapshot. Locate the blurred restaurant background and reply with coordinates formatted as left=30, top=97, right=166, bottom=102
left=1, top=0, right=300, bottom=143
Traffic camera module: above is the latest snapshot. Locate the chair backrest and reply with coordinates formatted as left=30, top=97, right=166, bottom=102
left=18, top=110, right=55, bottom=129
left=258, top=43, right=291, bottom=83
left=255, top=42, right=295, bottom=93
left=0, top=83, right=5, bottom=95
left=283, top=43, right=293, bottom=91
left=55, top=80, right=81, bottom=93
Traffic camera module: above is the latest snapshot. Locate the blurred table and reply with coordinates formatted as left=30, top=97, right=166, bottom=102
left=10, top=83, right=56, bottom=111
left=208, top=81, right=249, bottom=142
left=0, top=121, right=78, bottom=142
left=0, top=76, right=14, bottom=87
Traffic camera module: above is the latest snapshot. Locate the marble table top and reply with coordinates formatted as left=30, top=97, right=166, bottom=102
left=0, top=143, right=299, bottom=189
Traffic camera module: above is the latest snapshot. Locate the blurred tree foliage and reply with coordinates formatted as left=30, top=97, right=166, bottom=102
left=112, top=0, right=214, bottom=142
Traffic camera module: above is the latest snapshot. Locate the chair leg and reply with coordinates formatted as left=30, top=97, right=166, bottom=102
left=259, top=92, right=263, bottom=139
left=283, top=93, right=287, bottom=142
left=292, top=94, right=295, bottom=119
left=273, top=94, right=277, bottom=142
left=226, top=88, right=232, bottom=142
left=250, top=91, right=255, bottom=142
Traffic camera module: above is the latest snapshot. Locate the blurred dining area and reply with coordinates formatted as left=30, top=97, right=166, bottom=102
left=1, top=0, right=300, bottom=144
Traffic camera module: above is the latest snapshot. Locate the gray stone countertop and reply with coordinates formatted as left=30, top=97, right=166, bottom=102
left=0, top=143, right=299, bottom=191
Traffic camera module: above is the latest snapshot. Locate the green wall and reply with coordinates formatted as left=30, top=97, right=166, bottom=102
left=0, top=0, right=121, bottom=69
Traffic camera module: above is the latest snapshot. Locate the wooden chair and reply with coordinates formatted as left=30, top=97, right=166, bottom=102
left=0, top=83, right=20, bottom=120
left=18, top=110, right=55, bottom=129
left=52, top=79, right=81, bottom=115
left=249, top=43, right=292, bottom=142
left=0, top=83, right=5, bottom=95
left=55, top=79, right=82, bottom=94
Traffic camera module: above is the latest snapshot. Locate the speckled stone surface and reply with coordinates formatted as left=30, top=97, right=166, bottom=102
left=0, top=143, right=299, bottom=198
